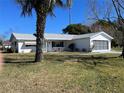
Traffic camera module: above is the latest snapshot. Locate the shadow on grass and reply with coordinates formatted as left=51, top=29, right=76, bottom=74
left=44, top=55, right=121, bottom=70
left=62, top=55, right=120, bottom=69
left=77, top=56, right=124, bottom=71
left=4, top=54, right=119, bottom=67
left=49, top=55, right=118, bottom=62
left=4, top=60, right=35, bottom=64
left=4, top=58, right=35, bottom=65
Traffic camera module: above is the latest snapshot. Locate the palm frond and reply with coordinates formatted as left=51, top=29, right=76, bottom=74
left=56, top=0, right=63, bottom=7
left=16, top=0, right=34, bottom=16
left=48, top=0, right=64, bottom=16
left=16, top=0, right=71, bottom=16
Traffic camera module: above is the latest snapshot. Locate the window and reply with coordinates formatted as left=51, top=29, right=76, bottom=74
left=93, top=40, right=108, bottom=50
left=52, top=41, right=64, bottom=47
left=26, top=45, right=36, bottom=47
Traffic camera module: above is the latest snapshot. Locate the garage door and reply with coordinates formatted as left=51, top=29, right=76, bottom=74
left=93, top=40, right=108, bottom=50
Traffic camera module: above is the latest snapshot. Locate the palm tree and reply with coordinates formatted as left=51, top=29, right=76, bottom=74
left=16, top=0, right=71, bottom=62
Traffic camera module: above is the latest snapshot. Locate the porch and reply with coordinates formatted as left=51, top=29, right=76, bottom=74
left=45, top=40, right=66, bottom=52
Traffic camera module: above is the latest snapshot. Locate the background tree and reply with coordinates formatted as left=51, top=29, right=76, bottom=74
left=0, top=40, right=3, bottom=46
left=88, top=0, right=124, bottom=58
left=17, top=0, right=71, bottom=62
left=63, top=24, right=91, bottom=35
left=88, top=0, right=113, bottom=20
left=0, top=35, right=4, bottom=46
left=90, top=20, right=123, bottom=47
left=111, top=0, right=124, bottom=58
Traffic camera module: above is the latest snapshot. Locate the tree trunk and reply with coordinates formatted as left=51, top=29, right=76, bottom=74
left=121, top=30, right=124, bottom=58
left=118, top=25, right=124, bottom=58
left=35, top=9, right=47, bottom=62
left=121, top=46, right=124, bottom=58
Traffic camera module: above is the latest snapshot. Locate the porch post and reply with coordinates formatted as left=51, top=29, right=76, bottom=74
left=46, top=41, right=47, bottom=52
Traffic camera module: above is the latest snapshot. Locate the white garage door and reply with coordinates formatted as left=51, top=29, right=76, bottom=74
left=93, top=40, right=108, bottom=50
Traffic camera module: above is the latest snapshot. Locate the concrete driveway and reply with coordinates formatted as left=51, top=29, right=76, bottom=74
left=47, top=51, right=122, bottom=56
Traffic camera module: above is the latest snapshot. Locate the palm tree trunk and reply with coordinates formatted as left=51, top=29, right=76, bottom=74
left=35, top=10, right=47, bottom=62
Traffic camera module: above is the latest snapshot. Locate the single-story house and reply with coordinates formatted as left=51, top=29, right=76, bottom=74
left=10, top=31, right=113, bottom=53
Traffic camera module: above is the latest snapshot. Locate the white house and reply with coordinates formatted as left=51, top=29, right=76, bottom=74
left=10, top=31, right=113, bottom=53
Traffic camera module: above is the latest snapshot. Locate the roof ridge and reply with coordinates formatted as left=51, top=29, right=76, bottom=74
left=44, top=33, right=77, bottom=36
left=13, top=32, right=34, bottom=35
left=11, top=31, right=113, bottom=41
left=78, top=32, right=101, bottom=36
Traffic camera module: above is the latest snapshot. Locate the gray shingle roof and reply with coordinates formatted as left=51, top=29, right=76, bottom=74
left=12, top=33, right=36, bottom=40
left=11, top=31, right=113, bottom=41
left=44, top=33, right=76, bottom=40
left=73, top=32, right=100, bottom=39
left=12, top=33, right=77, bottom=41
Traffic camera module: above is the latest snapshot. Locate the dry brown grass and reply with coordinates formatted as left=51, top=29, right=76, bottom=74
left=0, top=53, right=123, bottom=93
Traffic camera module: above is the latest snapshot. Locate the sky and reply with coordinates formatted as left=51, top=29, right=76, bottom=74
left=0, top=0, right=98, bottom=39
left=0, top=0, right=91, bottom=38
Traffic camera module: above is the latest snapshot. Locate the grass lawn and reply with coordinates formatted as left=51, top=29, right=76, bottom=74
left=112, top=47, right=122, bottom=52
left=0, top=53, right=124, bottom=93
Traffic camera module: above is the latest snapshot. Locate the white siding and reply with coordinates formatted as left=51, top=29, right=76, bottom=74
left=90, top=34, right=111, bottom=52
left=47, top=41, right=52, bottom=52
left=64, top=38, right=90, bottom=52
left=73, top=38, right=90, bottom=51
left=18, top=41, right=36, bottom=53
left=91, top=34, right=109, bottom=41
left=64, top=40, right=74, bottom=51
left=17, top=41, right=48, bottom=53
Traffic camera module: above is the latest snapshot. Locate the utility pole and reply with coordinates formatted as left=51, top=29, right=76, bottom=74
left=67, top=0, right=72, bottom=25
left=69, top=6, right=71, bottom=24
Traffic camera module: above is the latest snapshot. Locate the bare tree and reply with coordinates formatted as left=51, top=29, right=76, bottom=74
left=88, top=0, right=113, bottom=21
left=88, top=0, right=124, bottom=58
left=111, top=0, right=124, bottom=58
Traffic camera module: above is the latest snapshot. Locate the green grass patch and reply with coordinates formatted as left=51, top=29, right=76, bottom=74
left=112, top=47, right=122, bottom=52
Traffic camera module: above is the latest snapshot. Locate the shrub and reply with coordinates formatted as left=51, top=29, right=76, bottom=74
left=75, top=48, right=80, bottom=52
left=82, top=48, right=87, bottom=52
left=68, top=43, right=75, bottom=51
